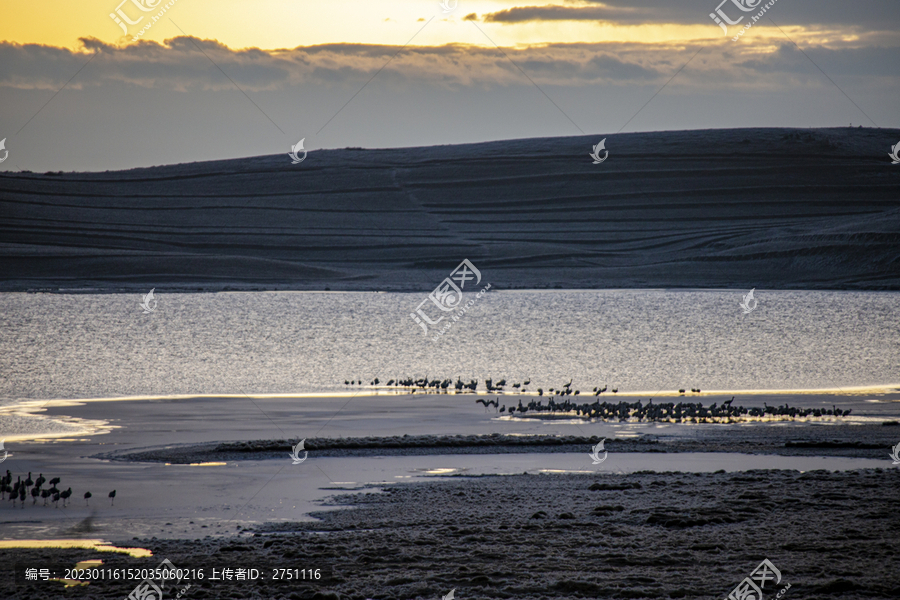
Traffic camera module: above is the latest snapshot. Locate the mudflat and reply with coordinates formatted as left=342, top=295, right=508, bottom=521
left=3, top=468, right=898, bottom=600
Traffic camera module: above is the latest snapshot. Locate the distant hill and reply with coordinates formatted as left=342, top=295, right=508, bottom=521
left=1, top=127, right=898, bottom=291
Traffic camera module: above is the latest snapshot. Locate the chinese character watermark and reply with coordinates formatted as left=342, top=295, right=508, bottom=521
left=710, top=0, right=780, bottom=41
left=127, top=558, right=187, bottom=600
left=110, top=0, right=185, bottom=42
left=410, top=259, right=491, bottom=340
left=725, top=559, right=790, bottom=600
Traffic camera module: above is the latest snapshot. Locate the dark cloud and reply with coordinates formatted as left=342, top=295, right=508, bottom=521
left=0, top=37, right=670, bottom=91
left=0, top=33, right=895, bottom=97
left=484, top=5, right=652, bottom=25
left=480, top=0, right=900, bottom=28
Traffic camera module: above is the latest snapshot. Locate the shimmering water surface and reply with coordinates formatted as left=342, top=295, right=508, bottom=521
left=0, top=289, right=897, bottom=401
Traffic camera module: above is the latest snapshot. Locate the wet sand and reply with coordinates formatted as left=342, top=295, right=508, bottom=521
left=2, top=393, right=898, bottom=598
left=105, top=422, right=900, bottom=463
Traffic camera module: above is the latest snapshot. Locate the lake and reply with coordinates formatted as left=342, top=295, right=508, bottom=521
left=0, top=289, right=897, bottom=404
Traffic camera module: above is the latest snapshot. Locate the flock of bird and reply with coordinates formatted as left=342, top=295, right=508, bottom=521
left=342, top=377, right=853, bottom=423
left=1, top=470, right=116, bottom=509
left=477, top=395, right=852, bottom=423
left=343, top=377, right=703, bottom=396
left=344, top=376, right=694, bottom=396
left=345, top=376, right=536, bottom=393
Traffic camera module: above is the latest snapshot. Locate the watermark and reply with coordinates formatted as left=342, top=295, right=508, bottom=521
left=289, top=439, right=308, bottom=464
left=110, top=0, right=184, bottom=42
left=0, top=138, right=7, bottom=164
left=17, top=562, right=328, bottom=585
left=889, top=142, right=900, bottom=164
left=740, top=288, right=757, bottom=314
left=289, top=139, right=307, bottom=164
left=589, top=439, right=608, bottom=464
left=724, top=558, right=789, bottom=600
left=890, top=442, right=900, bottom=465
left=443, top=589, right=456, bottom=600
left=439, top=1, right=458, bottom=14
left=589, top=139, right=608, bottom=164
left=714, top=0, right=781, bottom=41
left=709, top=0, right=760, bottom=35
left=0, top=439, right=7, bottom=463
left=140, top=288, right=157, bottom=313
left=428, top=282, right=491, bottom=341
left=126, top=558, right=185, bottom=600
left=410, top=259, right=487, bottom=337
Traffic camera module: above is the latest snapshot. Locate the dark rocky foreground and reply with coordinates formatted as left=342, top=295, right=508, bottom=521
left=1, top=127, right=899, bottom=292
left=3, top=468, right=899, bottom=599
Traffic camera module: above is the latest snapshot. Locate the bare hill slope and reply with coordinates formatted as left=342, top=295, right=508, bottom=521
left=1, top=127, right=898, bottom=291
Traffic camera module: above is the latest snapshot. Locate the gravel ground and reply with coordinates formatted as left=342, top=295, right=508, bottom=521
left=3, top=467, right=899, bottom=600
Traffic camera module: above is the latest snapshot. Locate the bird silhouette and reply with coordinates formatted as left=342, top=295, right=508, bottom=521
left=84, top=491, right=92, bottom=506
left=108, top=490, right=116, bottom=506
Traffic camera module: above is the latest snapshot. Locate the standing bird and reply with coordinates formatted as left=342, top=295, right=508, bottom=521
left=31, top=487, right=40, bottom=505
left=84, top=492, right=92, bottom=506
left=25, top=472, right=33, bottom=489
left=108, top=490, right=116, bottom=506
left=52, top=492, right=60, bottom=508
left=48, top=477, right=60, bottom=487
left=41, top=489, right=51, bottom=506
left=19, top=487, right=26, bottom=508
left=61, top=488, right=72, bottom=507
left=34, top=473, right=45, bottom=489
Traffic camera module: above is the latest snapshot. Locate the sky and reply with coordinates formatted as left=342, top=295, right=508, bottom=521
left=0, top=0, right=898, bottom=171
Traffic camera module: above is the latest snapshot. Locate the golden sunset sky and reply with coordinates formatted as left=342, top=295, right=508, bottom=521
left=0, top=0, right=862, bottom=50
left=1, top=0, right=897, bottom=170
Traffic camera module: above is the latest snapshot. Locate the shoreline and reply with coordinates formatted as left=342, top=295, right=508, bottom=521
left=99, top=424, right=900, bottom=463
left=4, top=383, right=900, bottom=405
left=4, top=468, right=898, bottom=600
